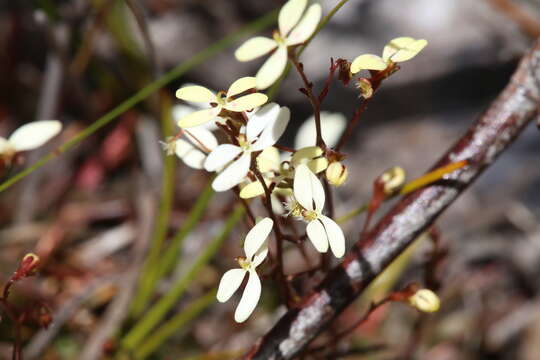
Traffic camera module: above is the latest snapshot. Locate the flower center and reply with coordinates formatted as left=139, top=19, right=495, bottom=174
left=237, top=134, right=251, bottom=151
left=216, top=91, right=227, bottom=106
left=237, top=257, right=251, bottom=270
left=272, top=30, right=286, bottom=45
left=302, top=209, right=319, bottom=222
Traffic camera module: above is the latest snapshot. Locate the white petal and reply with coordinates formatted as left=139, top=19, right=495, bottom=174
left=244, top=217, right=273, bottom=260
left=239, top=180, right=266, bottom=199
left=184, top=127, right=218, bottom=151
left=255, top=45, right=288, bottom=90
left=224, top=93, right=268, bottom=112
left=285, top=4, right=322, bottom=46
left=291, top=146, right=324, bottom=167
left=257, top=146, right=281, bottom=173
left=306, top=220, right=329, bottom=253
left=271, top=194, right=286, bottom=215
left=175, top=85, right=216, bottom=103
left=246, top=103, right=280, bottom=142
left=382, top=37, right=428, bottom=63
left=235, top=37, right=278, bottom=62
left=234, top=270, right=262, bottom=323
left=9, top=120, right=62, bottom=152
left=227, top=77, right=257, bottom=98
left=294, top=112, right=347, bottom=149
left=212, top=152, right=251, bottom=191
left=204, top=144, right=242, bottom=172
left=0, top=137, right=13, bottom=154
left=177, top=107, right=221, bottom=128
left=350, top=54, right=387, bottom=74
left=217, top=268, right=246, bottom=303
left=293, top=164, right=325, bottom=211
left=279, top=0, right=307, bottom=36
left=251, top=106, right=290, bottom=151
left=175, top=139, right=206, bottom=169
left=319, top=215, right=345, bottom=258
left=252, top=247, right=269, bottom=268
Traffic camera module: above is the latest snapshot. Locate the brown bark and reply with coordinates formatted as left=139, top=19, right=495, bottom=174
left=244, top=39, right=540, bottom=360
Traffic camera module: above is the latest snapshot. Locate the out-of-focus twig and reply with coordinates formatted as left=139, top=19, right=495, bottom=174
left=243, top=38, right=540, bottom=360
left=487, top=0, right=540, bottom=38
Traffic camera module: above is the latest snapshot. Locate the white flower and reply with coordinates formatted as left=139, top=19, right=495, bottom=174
left=235, top=0, right=322, bottom=89
left=216, top=217, right=273, bottom=323
left=0, top=120, right=62, bottom=158
left=350, top=37, right=428, bottom=74
left=174, top=126, right=218, bottom=169
left=204, top=103, right=290, bottom=192
left=175, top=77, right=268, bottom=128
left=293, top=164, right=345, bottom=257
left=294, top=112, right=347, bottom=149
left=172, top=102, right=221, bottom=131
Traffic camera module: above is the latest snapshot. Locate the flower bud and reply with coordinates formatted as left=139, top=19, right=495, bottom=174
left=13, top=253, right=40, bottom=281
left=380, top=166, right=406, bottom=195
left=356, top=78, right=373, bottom=99
left=326, top=162, right=348, bottom=187
left=408, top=289, right=440, bottom=313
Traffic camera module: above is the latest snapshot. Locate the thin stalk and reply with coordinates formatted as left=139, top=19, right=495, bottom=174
left=122, top=206, right=245, bottom=351
left=0, top=10, right=278, bottom=193
left=135, top=289, right=216, bottom=359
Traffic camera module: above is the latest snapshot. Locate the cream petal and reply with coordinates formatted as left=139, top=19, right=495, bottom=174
left=235, top=37, right=278, bottom=62
left=279, top=0, right=307, bottom=36
left=246, top=103, right=280, bottom=142
left=256, top=146, right=281, bottom=173
left=244, top=217, right=273, bottom=260
left=239, top=180, right=266, bottom=199
left=291, top=146, right=323, bottom=166
left=177, top=107, right=221, bottom=128
left=212, top=152, right=251, bottom=191
left=184, top=127, right=218, bottom=151
left=217, top=268, right=246, bottom=303
left=234, top=270, right=262, bottom=323
left=9, top=120, right=62, bottom=152
left=224, top=93, right=268, bottom=112
left=255, top=45, right=288, bottom=90
left=251, top=106, right=290, bottom=151
left=350, top=54, right=387, bottom=74
left=306, top=219, right=329, bottom=253
left=175, top=85, right=216, bottom=102
left=204, top=144, right=242, bottom=172
left=227, top=77, right=257, bottom=98
left=382, top=37, right=428, bottom=63
left=307, top=157, right=328, bottom=174
left=285, top=4, right=322, bottom=46
left=175, top=140, right=206, bottom=169
left=294, top=112, right=347, bottom=149
left=293, top=164, right=325, bottom=211
left=319, top=215, right=345, bottom=258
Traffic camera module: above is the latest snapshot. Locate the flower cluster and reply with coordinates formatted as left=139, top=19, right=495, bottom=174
left=162, top=0, right=428, bottom=322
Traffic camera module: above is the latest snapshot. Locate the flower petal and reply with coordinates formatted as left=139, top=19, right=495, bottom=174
left=246, top=103, right=280, bottom=142
left=244, top=217, right=273, bottom=260
left=291, top=146, right=323, bottom=167
left=177, top=107, right=221, bottom=128
left=224, top=93, right=268, bottom=112
left=0, top=137, right=13, bottom=155
left=319, top=215, right=345, bottom=258
left=255, top=45, right=288, bottom=90
left=217, top=268, right=246, bottom=303
left=184, top=127, right=218, bottom=151
left=306, top=219, right=329, bottom=253
left=251, top=106, right=290, bottom=151
left=293, top=164, right=325, bottom=211
left=9, top=120, right=62, bottom=152
left=307, top=157, right=329, bottom=174
left=227, top=77, right=257, bottom=98
left=175, top=139, right=206, bottom=169
left=252, top=247, right=269, bottom=268
left=257, top=146, right=281, bottom=173
left=175, top=85, right=216, bottom=102
left=234, top=270, right=262, bottom=323
left=204, top=144, right=242, bottom=172
left=350, top=54, right=387, bottom=74
left=240, top=180, right=266, bottom=199
left=279, top=0, right=307, bottom=36
left=212, top=152, right=251, bottom=191
left=286, top=4, right=322, bottom=46
left=382, top=37, right=428, bottom=63
left=294, top=112, right=347, bottom=149
left=235, top=37, right=278, bottom=62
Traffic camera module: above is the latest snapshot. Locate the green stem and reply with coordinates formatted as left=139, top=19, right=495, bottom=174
left=121, top=206, right=245, bottom=351
left=135, top=289, right=216, bottom=359
left=0, top=10, right=278, bottom=193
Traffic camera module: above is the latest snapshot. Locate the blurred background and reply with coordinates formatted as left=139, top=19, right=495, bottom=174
left=1, top=0, right=540, bottom=359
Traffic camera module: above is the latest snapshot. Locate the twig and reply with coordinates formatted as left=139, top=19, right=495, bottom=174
left=242, top=38, right=540, bottom=360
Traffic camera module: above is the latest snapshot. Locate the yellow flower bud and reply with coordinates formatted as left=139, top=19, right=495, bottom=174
left=326, top=162, right=348, bottom=187
left=380, top=166, right=406, bottom=195
left=356, top=78, right=373, bottom=99
left=408, top=289, right=440, bottom=313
